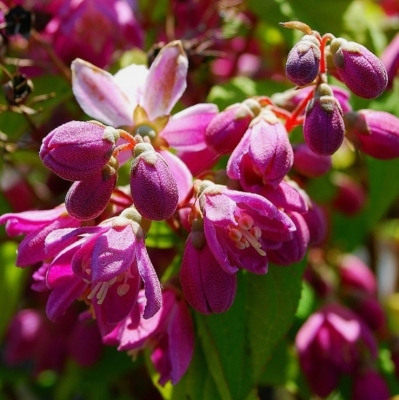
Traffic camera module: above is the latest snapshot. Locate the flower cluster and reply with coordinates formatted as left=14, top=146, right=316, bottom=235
left=0, top=14, right=398, bottom=394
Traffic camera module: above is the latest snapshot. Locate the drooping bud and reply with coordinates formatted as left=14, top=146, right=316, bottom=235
left=330, top=38, right=388, bottom=99
left=344, top=110, right=399, bottom=159
left=286, top=34, right=321, bottom=87
left=351, top=368, right=390, bottom=400
left=293, top=143, right=332, bottom=177
left=65, top=159, right=118, bottom=220
left=303, top=84, right=345, bottom=156
left=205, top=99, right=259, bottom=154
left=40, top=121, right=120, bottom=181
left=130, top=143, right=179, bottom=221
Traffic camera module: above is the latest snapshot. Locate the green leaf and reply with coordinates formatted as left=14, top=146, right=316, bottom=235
left=0, top=241, right=29, bottom=340
left=145, top=220, right=180, bottom=249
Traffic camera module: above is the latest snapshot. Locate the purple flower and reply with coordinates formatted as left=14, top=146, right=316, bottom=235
left=351, top=368, right=390, bottom=400
left=198, top=182, right=296, bottom=274
left=293, top=143, right=332, bottom=177
left=0, top=205, right=80, bottom=266
left=381, top=31, right=399, bottom=89
left=40, top=121, right=120, bottom=181
left=330, top=37, right=388, bottom=99
left=344, top=109, right=399, bottom=159
left=296, top=302, right=378, bottom=398
left=130, top=143, right=178, bottom=221
left=45, top=207, right=161, bottom=335
left=180, top=219, right=237, bottom=314
left=227, top=110, right=294, bottom=190
left=104, top=288, right=194, bottom=385
left=286, top=35, right=320, bottom=87
left=303, top=84, right=345, bottom=156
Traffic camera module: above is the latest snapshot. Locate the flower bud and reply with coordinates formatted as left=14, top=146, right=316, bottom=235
left=205, top=99, right=259, bottom=154
left=286, top=35, right=320, bottom=86
left=40, top=121, right=119, bottom=181
left=344, top=110, right=399, bottom=159
left=332, top=173, right=366, bottom=216
left=351, top=368, right=390, bottom=400
left=130, top=143, right=179, bottom=221
left=303, top=84, right=345, bottom=156
left=293, top=143, right=332, bottom=177
left=330, top=38, right=388, bottom=99
left=65, top=163, right=118, bottom=220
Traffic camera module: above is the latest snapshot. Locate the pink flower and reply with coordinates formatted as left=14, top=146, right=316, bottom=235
left=293, top=143, right=332, bottom=177
left=180, top=219, right=237, bottom=314
left=45, top=207, right=161, bottom=335
left=0, top=205, right=80, bottom=266
left=227, top=110, right=294, bottom=190
left=296, top=303, right=378, bottom=398
left=330, top=37, right=388, bottom=99
left=198, top=182, right=296, bottom=274
left=344, top=110, right=399, bottom=159
left=104, top=288, right=194, bottom=385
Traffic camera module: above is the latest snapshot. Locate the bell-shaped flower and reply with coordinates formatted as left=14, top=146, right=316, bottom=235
left=301, top=201, right=327, bottom=246
left=267, top=211, right=310, bottom=266
left=344, top=109, right=399, bottom=159
left=104, top=288, right=194, bottom=385
left=40, top=121, right=120, bottom=181
left=286, top=35, right=320, bottom=87
left=351, top=367, right=391, bottom=400
left=381, top=31, right=399, bottom=89
left=205, top=99, right=260, bottom=155
left=198, top=181, right=296, bottom=275
left=130, top=143, right=178, bottom=221
left=0, top=204, right=81, bottom=266
left=227, top=109, right=294, bottom=190
left=65, top=157, right=118, bottom=220
left=296, top=302, right=378, bottom=398
left=303, top=84, right=345, bottom=156
left=330, top=37, right=388, bottom=99
left=180, top=219, right=237, bottom=314
left=45, top=207, right=161, bottom=335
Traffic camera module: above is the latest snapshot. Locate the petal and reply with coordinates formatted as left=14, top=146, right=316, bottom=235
left=161, top=103, right=218, bottom=151
left=72, top=58, right=133, bottom=127
left=136, top=245, right=162, bottom=319
left=142, top=41, right=188, bottom=120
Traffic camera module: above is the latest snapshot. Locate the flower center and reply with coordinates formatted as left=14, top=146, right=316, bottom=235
left=227, top=214, right=266, bottom=256
left=87, top=271, right=132, bottom=305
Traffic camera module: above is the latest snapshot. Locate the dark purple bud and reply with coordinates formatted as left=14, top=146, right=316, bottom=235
left=293, top=143, right=332, bottom=177
left=302, top=201, right=327, bottom=246
left=40, top=121, right=120, bottom=181
left=286, top=35, right=320, bottom=86
left=130, top=143, right=179, bottom=221
left=180, top=220, right=237, bottom=314
left=344, top=110, right=399, bottom=159
left=351, top=368, right=390, bottom=400
left=205, top=99, right=260, bottom=154
left=303, top=84, right=345, bottom=156
left=332, top=173, right=366, bottom=216
left=65, top=158, right=118, bottom=220
left=330, top=38, right=388, bottom=99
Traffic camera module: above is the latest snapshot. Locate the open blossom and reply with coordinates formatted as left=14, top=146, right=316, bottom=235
left=104, top=288, right=194, bottom=385
left=198, top=181, right=296, bottom=275
left=44, top=207, right=161, bottom=335
left=0, top=204, right=80, bottom=266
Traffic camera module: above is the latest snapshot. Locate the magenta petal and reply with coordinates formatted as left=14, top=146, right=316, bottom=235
left=161, top=103, right=218, bottom=151
left=141, top=41, right=188, bottom=120
left=136, top=245, right=162, bottom=319
left=165, top=299, right=194, bottom=385
left=72, top=58, right=132, bottom=127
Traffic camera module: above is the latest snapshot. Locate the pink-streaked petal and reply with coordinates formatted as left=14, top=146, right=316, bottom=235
left=161, top=103, right=218, bottom=151
left=114, top=63, right=148, bottom=107
left=142, top=41, right=188, bottom=120
left=296, top=312, right=325, bottom=351
left=72, top=58, right=133, bottom=127
left=177, top=147, right=219, bottom=176
left=158, top=150, right=192, bottom=203
left=136, top=245, right=162, bottom=319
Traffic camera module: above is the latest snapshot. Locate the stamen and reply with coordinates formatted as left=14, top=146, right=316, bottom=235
left=117, top=283, right=130, bottom=296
